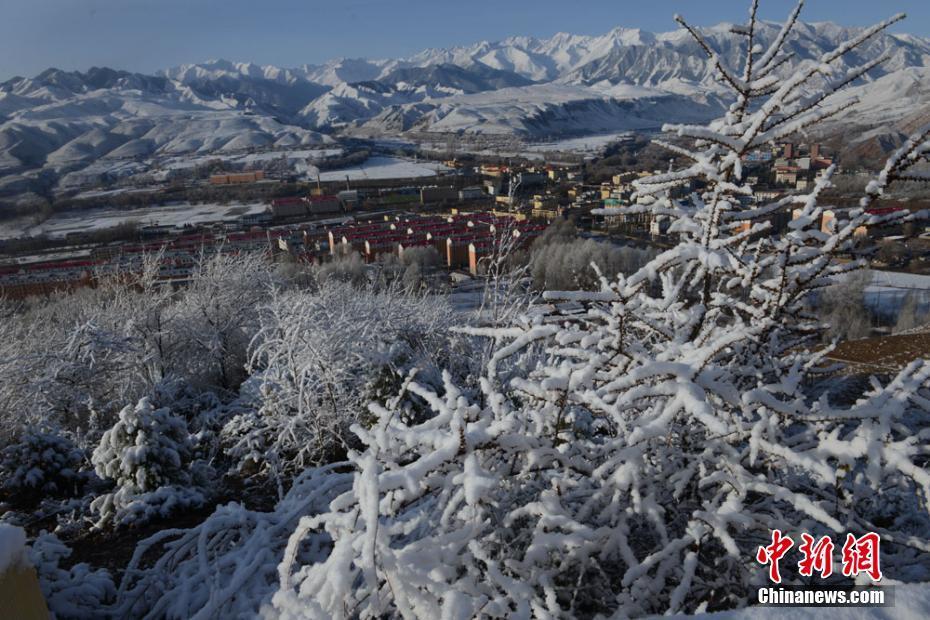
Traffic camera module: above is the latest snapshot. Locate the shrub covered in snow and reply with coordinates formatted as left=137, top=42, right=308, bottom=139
left=0, top=430, right=89, bottom=505
left=108, top=465, right=352, bottom=619
left=0, top=306, right=139, bottom=443
left=529, top=237, right=655, bottom=291
left=28, top=532, right=115, bottom=619
left=224, top=279, right=457, bottom=480
left=894, top=292, right=929, bottom=334
left=313, top=246, right=368, bottom=287
left=0, top=251, right=271, bottom=446
left=269, top=5, right=930, bottom=618
left=149, top=377, right=229, bottom=463
left=817, top=270, right=874, bottom=342
left=90, top=397, right=205, bottom=528
left=172, top=251, right=271, bottom=390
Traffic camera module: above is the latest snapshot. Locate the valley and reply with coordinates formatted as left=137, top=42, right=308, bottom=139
left=1, top=20, right=928, bottom=211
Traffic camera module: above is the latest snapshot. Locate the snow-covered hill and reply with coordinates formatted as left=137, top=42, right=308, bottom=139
left=296, top=64, right=536, bottom=128
left=158, top=21, right=930, bottom=139
left=813, top=66, right=930, bottom=166
left=388, top=22, right=930, bottom=89
left=0, top=68, right=331, bottom=198
left=358, top=82, right=726, bottom=137
left=1, top=20, right=929, bottom=199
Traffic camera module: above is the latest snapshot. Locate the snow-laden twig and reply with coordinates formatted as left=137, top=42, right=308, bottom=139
left=110, top=464, right=352, bottom=619
left=272, top=3, right=930, bottom=617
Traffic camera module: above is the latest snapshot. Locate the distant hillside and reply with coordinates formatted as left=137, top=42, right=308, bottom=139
left=1, top=20, right=929, bottom=202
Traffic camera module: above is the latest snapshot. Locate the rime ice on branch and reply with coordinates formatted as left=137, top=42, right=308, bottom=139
left=269, top=2, right=930, bottom=617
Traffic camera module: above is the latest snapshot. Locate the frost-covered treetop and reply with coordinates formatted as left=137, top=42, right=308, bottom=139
left=91, top=397, right=193, bottom=493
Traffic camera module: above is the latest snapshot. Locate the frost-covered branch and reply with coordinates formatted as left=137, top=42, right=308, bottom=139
left=272, top=4, right=930, bottom=617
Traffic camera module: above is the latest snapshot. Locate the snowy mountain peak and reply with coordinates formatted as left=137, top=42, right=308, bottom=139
left=1, top=18, right=929, bottom=201
left=154, top=20, right=930, bottom=93
left=603, top=27, right=654, bottom=47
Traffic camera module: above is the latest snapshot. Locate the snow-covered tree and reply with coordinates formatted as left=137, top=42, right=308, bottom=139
left=400, top=246, right=443, bottom=292
left=0, top=296, right=139, bottom=441
left=94, top=250, right=185, bottom=390
left=0, top=251, right=272, bottom=447
left=0, top=430, right=89, bottom=505
left=471, top=218, right=537, bottom=375
left=108, top=465, right=352, bottom=619
left=373, top=247, right=445, bottom=292
left=817, top=269, right=873, bottom=341
left=174, top=251, right=272, bottom=390
left=314, top=246, right=368, bottom=287
left=529, top=237, right=655, bottom=291
left=224, top=279, right=455, bottom=482
left=90, top=397, right=205, bottom=528
left=272, top=4, right=930, bottom=617
left=894, top=292, right=929, bottom=334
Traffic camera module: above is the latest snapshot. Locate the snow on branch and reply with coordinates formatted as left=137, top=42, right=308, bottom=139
left=674, top=14, right=748, bottom=95
left=863, top=122, right=930, bottom=207
left=110, top=3, right=930, bottom=619
left=755, top=0, right=805, bottom=77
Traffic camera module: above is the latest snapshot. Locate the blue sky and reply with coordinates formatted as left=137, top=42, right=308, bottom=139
left=2, top=0, right=928, bottom=81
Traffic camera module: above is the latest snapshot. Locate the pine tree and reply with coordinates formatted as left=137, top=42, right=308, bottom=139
left=91, top=397, right=204, bottom=527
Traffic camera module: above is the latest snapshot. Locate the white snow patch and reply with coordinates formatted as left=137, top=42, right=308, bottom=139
left=0, top=202, right=269, bottom=240
left=0, top=524, right=28, bottom=573
left=311, top=156, right=450, bottom=182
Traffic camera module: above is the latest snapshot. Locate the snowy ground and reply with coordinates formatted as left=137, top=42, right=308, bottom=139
left=310, top=156, right=450, bottom=182
left=831, top=270, right=930, bottom=318
left=865, top=290, right=930, bottom=319
left=160, top=147, right=345, bottom=171
left=0, top=202, right=269, bottom=240
left=868, top=270, right=930, bottom=290
left=448, top=279, right=485, bottom=313
left=56, top=160, right=152, bottom=191
left=71, top=187, right=162, bottom=200
left=522, top=131, right=634, bottom=154
left=416, top=131, right=633, bottom=161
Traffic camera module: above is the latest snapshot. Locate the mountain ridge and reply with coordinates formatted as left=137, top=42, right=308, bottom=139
left=1, top=20, right=929, bottom=200
left=151, top=19, right=930, bottom=133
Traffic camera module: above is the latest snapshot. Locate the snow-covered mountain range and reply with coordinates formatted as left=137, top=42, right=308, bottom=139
left=1, top=21, right=929, bottom=198
left=157, top=21, right=930, bottom=133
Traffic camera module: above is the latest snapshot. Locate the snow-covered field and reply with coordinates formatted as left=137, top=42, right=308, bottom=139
left=0, top=202, right=269, bottom=239
left=524, top=131, right=634, bottom=154
left=311, top=156, right=450, bottom=182
left=160, top=147, right=345, bottom=171
left=417, top=130, right=633, bottom=160
left=448, top=279, right=485, bottom=313
left=827, top=270, right=930, bottom=317
left=72, top=187, right=161, bottom=200
left=868, top=272, right=930, bottom=312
